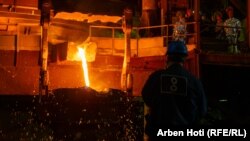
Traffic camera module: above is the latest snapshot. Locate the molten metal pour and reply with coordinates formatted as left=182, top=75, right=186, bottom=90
left=77, top=47, right=90, bottom=87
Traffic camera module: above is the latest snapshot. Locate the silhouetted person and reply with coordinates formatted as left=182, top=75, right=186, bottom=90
left=172, top=11, right=187, bottom=44
left=142, top=41, right=207, bottom=140
left=224, top=6, right=241, bottom=53
left=214, top=11, right=225, bottom=40
left=185, top=9, right=195, bottom=43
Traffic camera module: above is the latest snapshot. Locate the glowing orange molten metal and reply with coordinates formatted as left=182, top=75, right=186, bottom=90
left=78, top=47, right=90, bottom=87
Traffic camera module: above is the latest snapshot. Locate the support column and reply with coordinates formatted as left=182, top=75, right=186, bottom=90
left=194, top=0, right=200, bottom=78
left=248, top=0, right=250, bottom=48
left=39, top=0, right=51, bottom=99
left=160, top=0, right=167, bottom=34
left=141, top=0, right=157, bottom=36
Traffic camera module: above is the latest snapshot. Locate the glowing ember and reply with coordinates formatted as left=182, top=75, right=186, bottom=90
left=78, top=47, right=90, bottom=87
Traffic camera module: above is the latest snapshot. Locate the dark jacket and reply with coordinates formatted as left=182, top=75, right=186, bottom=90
left=142, top=63, right=207, bottom=136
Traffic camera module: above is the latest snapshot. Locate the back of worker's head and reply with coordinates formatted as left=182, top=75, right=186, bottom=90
left=166, top=41, right=188, bottom=63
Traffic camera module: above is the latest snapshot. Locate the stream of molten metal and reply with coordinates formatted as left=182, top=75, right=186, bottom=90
left=78, top=47, right=90, bottom=87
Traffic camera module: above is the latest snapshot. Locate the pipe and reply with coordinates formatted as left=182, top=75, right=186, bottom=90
left=121, top=8, right=133, bottom=94
left=39, top=0, right=51, bottom=99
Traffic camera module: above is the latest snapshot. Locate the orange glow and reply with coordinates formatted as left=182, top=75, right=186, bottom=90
left=77, top=47, right=90, bottom=87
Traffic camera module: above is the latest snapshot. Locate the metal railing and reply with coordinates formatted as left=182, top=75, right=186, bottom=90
left=89, top=22, right=197, bottom=56
left=89, top=22, right=197, bottom=39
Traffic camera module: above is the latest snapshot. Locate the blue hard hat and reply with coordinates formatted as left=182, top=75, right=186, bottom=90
left=167, top=41, right=188, bottom=56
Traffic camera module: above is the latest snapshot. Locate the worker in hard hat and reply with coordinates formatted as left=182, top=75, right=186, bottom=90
left=142, top=41, right=207, bottom=140
left=224, top=6, right=241, bottom=54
